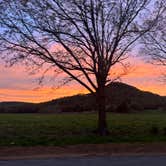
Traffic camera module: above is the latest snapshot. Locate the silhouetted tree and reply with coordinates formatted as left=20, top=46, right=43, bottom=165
left=141, top=1, right=166, bottom=66
left=0, top=0, right=163, bottom=135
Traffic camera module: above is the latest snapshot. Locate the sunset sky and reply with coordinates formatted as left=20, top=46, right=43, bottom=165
left=0, top=0, right=165, bottom=103
left=0, top=56, right=165, bottom=103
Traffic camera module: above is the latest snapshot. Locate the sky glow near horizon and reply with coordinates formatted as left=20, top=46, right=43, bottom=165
left=0, top=56, right=165, bottom=103
left=0, top=1, right=165, bottom=103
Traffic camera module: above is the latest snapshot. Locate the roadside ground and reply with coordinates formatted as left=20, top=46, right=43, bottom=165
left=1, top=143, right=166, bottom=160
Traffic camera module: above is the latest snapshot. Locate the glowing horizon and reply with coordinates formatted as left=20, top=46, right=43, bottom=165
left=0, top=57, right=165, bottom=103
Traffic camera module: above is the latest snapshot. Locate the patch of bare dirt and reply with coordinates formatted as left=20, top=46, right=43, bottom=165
left=1, top=143, right=166, bottom=160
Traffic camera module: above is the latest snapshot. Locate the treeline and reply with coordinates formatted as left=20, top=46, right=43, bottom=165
left=0, top=102, right=38, bottom=113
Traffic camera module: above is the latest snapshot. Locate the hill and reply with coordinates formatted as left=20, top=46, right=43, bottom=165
left=39, top=82, right=166, bottom=113
left=0, top=82, right=165, bottom=113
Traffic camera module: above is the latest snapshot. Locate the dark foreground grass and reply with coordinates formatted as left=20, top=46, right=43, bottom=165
left=1, top=112, right=166, bottom=146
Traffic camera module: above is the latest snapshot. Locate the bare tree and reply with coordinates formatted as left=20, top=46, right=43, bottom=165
left=141, top=1, right=166, bottom=66
left=0, top=0, right=162, bottom=135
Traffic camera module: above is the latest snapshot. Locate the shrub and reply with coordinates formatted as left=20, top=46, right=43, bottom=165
left=163, top=127, right=166, bottom=135
left=150, top=125, right=159, bottom=135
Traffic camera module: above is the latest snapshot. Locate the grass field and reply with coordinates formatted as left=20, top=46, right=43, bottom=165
left=1, top=112, right=166, bottom=146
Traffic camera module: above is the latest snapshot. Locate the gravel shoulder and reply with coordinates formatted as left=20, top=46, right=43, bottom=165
left=1, top=143, right=166, bottom=160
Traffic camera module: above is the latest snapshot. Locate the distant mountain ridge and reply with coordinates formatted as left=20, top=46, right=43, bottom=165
left=0, top=82, right=166, bottom=113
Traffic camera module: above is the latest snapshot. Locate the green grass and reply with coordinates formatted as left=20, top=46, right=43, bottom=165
left=1, top=112, right=166, bottom=146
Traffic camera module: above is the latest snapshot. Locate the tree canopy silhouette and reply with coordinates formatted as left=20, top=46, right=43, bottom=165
left=141, top=1, right=166, bottom=66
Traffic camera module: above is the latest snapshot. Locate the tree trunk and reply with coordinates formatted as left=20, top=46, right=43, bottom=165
left=96, top=85, right=109, bottom=136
